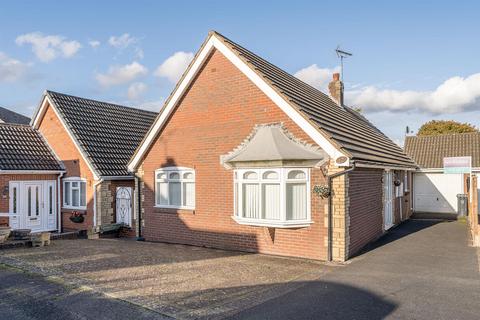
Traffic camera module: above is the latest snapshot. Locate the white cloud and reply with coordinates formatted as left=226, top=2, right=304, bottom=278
left=15, top=32, right=81, bottom=62
left=95, top=61, right=148, bottom=87
left=347, top=73, right=480, bottom=114
left=0, top=52, right=31, bottom=82
left=154, top=51, right=194, bottom=83
left=127, top=82, right=148, bottom=100
left=88, top=40, right=101, bottom=48
left=137, top=99, right=165, bottom=112
left=294, top=64, right=340, bottom=91
left=134, top=47, right=144, bottom=59
left=108, top=33, right=136, bottom=49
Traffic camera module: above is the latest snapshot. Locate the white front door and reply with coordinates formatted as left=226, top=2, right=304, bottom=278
left=9, top=181, right=57, bottom=232
left=116, top=187, right=132, bottom=226
left=383, top=171, right=394, bottom=230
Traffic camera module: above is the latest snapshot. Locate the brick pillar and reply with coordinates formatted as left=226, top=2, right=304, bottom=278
left=95, top=181, right=114, bottom=226
left=469, top=175, right=479, bottom=246
left=135, top=165, right=145, bottom=238
left=326, top=163, right=350, bottom=262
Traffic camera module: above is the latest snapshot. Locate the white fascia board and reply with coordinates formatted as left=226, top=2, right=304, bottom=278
left=0, top=170, right=65, bottom=174
left=128, top=35, right=347, bottom=171
left=32, top=95, right=100, bottom=180
left=354, top=162, right=417, bottom=171
left=416, top=167, right=480, bottom=173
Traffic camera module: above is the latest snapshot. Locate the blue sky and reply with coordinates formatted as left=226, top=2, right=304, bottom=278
left=1, top=0, right=479, bottom=144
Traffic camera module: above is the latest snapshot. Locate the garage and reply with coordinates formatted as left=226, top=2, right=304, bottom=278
left=405, top=133, right=480, bottom=216
left=413, top=172, right=463, bottom=214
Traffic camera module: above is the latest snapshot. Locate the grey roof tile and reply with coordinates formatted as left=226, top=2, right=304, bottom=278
left=0, top=123, right=62, bottom=171
left=46, top=91, right=158, bottom=176
left=0, top=107, right=30, bottom=125
left=213, top=31, right=416, bottom=168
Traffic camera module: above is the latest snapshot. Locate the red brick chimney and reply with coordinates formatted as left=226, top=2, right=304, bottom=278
left=328, top=73, right=344, bottom=107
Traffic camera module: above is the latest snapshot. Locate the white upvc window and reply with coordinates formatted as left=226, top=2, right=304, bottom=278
left=155, top=167, right=195, bottom=210
left=63, top=177, right=87, bottom=210
left=233, top=168, right=312, bottom=228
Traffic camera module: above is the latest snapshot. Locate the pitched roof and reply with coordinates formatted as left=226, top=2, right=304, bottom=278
left=404, top=133, right=480, bottom=168
left=129, top=31, right=416, bottom=170
left=0, top=106, right=30, bottom=125
left=44, top=91, right=158, bottom=177
left=0, top=123, right=62, bottom=171
left=214, top=32, right=415, bottom=168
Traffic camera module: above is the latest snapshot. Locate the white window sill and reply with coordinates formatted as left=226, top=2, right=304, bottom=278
left=62, top=206, right=87, bottom=211
left=154, top=205, right=195, bottom=211
left=231, top=216, right=313, bottom=228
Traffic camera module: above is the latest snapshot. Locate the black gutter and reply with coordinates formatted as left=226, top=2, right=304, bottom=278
left=327, top=163, right=356, bottom=262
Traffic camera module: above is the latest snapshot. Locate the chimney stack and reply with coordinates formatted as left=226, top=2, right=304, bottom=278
left=328, top=73, right=344, bottom=107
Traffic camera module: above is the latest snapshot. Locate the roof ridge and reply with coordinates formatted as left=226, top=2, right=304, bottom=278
left=46, top=90, right=158, bottom=115
left=212, top=31, right=343, bottom=108
left=408, top=132, right=480, bottom=139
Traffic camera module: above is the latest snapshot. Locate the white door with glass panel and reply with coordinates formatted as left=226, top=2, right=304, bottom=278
left=9, top=181, right=57, bottom=232
left=383, top=171, right=394, bottom=230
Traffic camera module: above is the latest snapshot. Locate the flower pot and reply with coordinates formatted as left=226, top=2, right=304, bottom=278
left=0, top=227, right=11, bottom=244
left=69, top=215, right=85, bottom=223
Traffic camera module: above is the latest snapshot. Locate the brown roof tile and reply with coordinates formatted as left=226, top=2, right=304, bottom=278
left=404, top=133, right=480, bottom=168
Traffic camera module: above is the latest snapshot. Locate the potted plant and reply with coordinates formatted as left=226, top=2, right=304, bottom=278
left=0, top=226, right=11, bottom=244
left=313, top=184, right=331, bottom=199
left=69, top=211, right=85, bottom=223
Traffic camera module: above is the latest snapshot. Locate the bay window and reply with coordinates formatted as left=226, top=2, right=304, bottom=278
left=233, top=168, right=311, bottom=228
left=63, top=178, right=87, bottom=209
left=155, top=167, right=195, bottom=209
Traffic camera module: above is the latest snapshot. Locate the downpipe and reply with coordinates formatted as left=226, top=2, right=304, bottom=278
left=327, top=163, right=356, bottom=262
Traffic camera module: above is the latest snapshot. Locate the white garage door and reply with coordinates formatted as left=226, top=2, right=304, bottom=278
left=413, top=173, right=463, bottom=214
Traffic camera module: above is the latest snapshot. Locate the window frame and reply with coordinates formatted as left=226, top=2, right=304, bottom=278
left=63, top=177, right=87, bottom=210
left=154, top=167, right=195, bottom=210
left=233, top=168, right=312, bottom=228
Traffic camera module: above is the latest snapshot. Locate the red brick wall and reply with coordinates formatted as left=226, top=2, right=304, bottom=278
left=348, top=168, right=384, bottom=256
left=37, top=102, right=95, bottom=231
left=139, top=49, right=329, bottom=260
left=0, top=174, right=59, bottom=226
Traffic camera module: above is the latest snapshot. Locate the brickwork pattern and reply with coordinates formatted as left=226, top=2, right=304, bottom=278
left=139, top=49, right=329, bottom=260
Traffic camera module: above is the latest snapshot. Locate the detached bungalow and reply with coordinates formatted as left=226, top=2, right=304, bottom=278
left=405, top=132, right=480, bottom=216
left=0, top=123, right=64, bottom=232
left=128, top=31, right=417, bottom=261
left=29, top=91, right=157, bottom=236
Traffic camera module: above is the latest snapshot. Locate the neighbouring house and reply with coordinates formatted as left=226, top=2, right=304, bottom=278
left=0, top=106, right=30, bottom=124
left=0, top=123, right=64, bottom=232
left=404, top=132, right=480, bottom=216
left=128, top=31, right=417, bottom=262
left=30, top=91, right=157, bottom=236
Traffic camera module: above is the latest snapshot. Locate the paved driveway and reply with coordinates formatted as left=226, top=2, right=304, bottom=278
left=0, top=238, right=331, bottom=319
left=231, top=220, right=480, bottom=319
left=1, top=220, right=479, bottom=320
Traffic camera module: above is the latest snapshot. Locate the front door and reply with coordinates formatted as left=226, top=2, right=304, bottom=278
left=9, top=181, right=57, bottom=232
left=116, top=187, right=132, bottom=226
left=24, top=182, right=42, bottom=230
left=383, top=171, right=394, bottom=230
